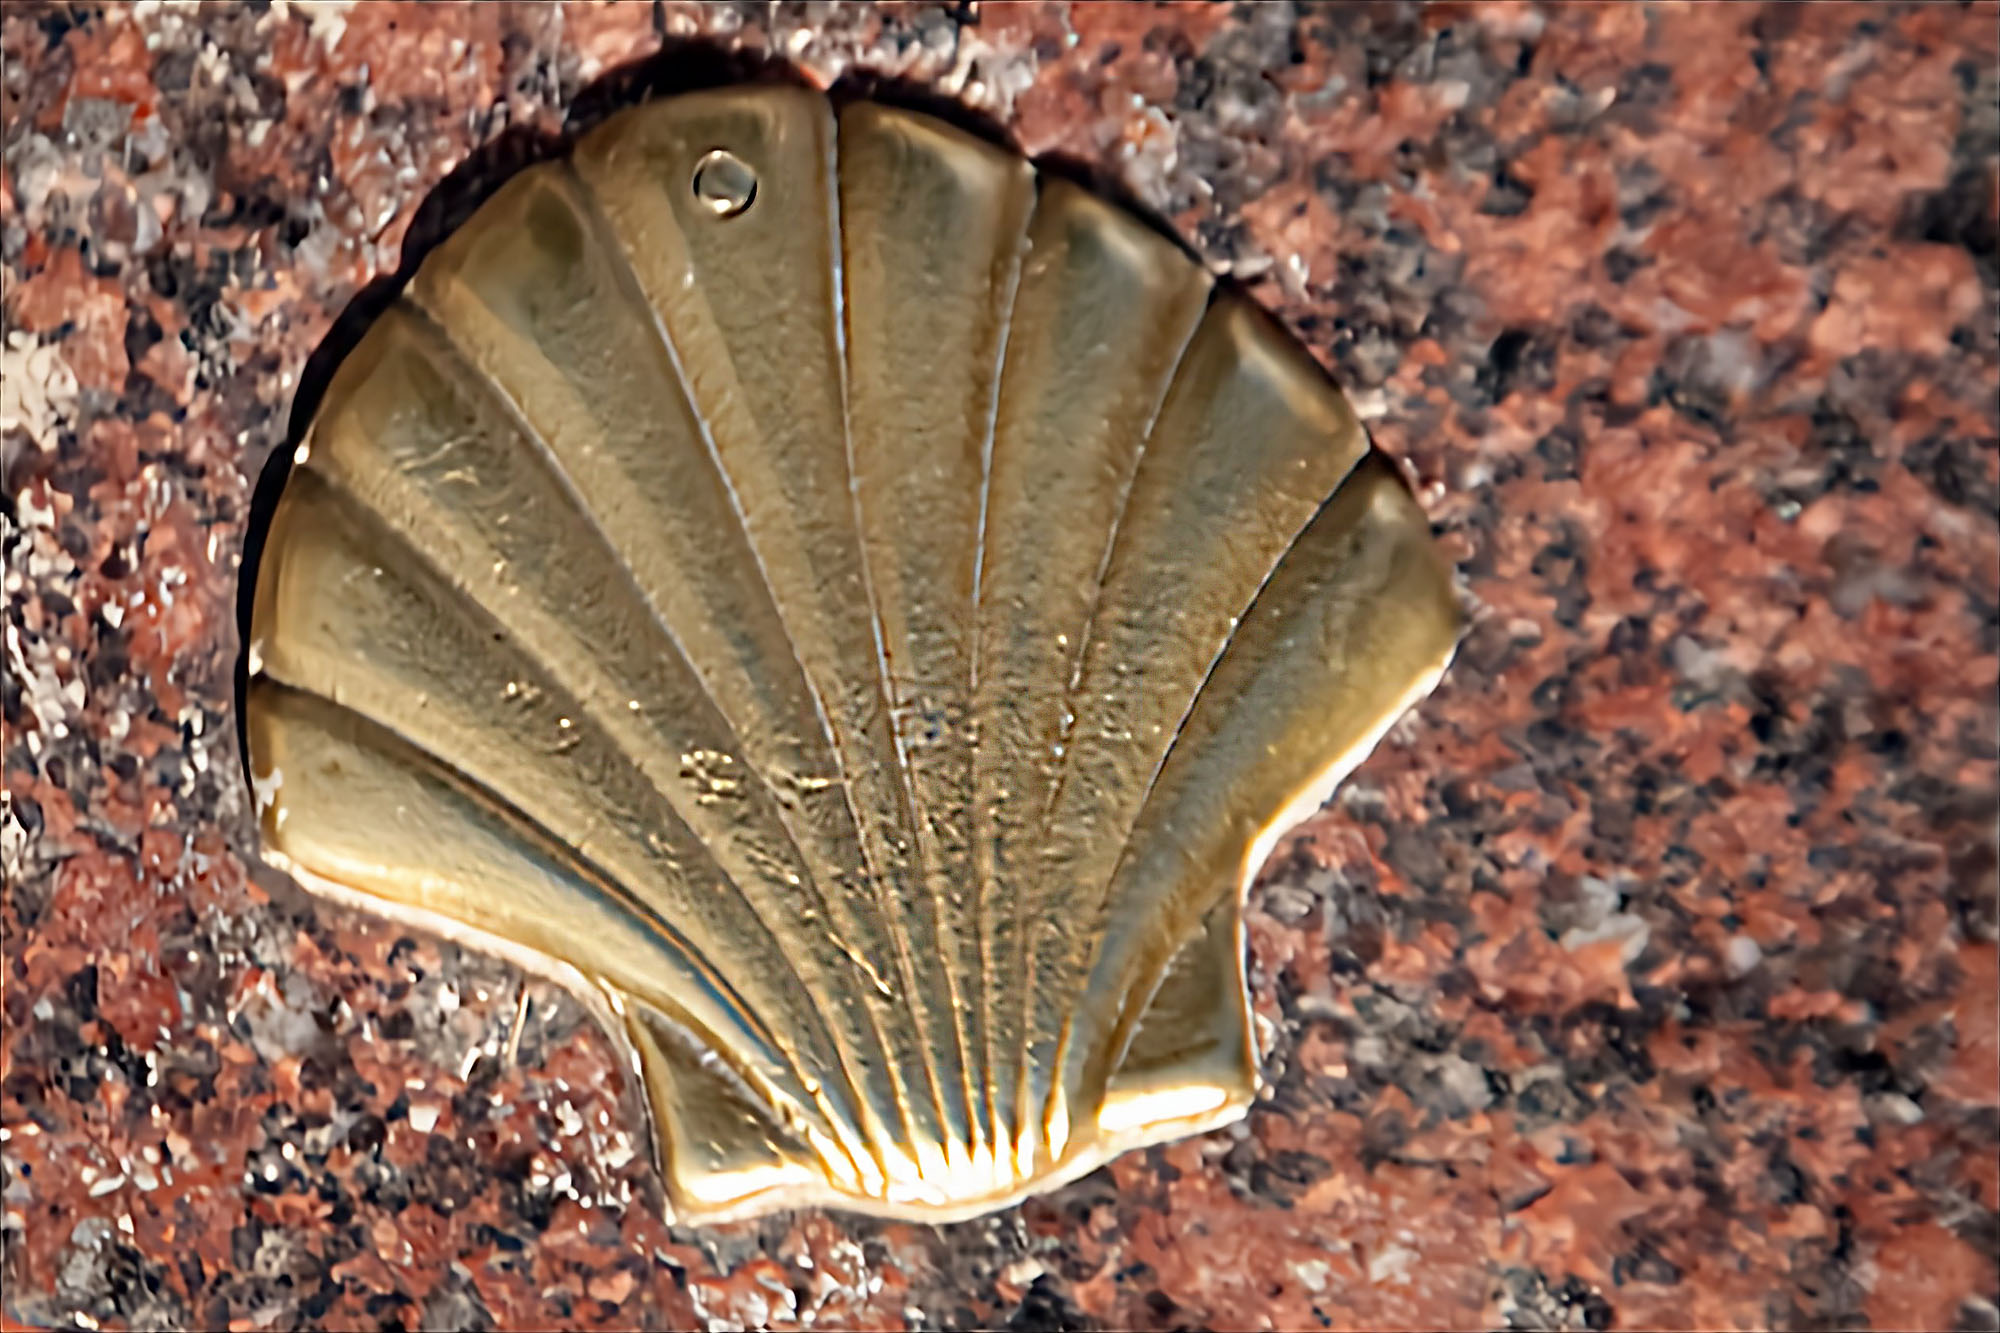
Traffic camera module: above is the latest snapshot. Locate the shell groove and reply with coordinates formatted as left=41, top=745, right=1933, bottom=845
left=243, top=85, right=1461, bottom=1224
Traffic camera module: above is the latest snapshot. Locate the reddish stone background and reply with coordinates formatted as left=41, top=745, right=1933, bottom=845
left=3, top=2, right=1996, bottom=1329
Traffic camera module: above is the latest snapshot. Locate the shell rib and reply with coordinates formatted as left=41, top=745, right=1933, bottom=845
left=243, top=85, right=1462, bottom=1224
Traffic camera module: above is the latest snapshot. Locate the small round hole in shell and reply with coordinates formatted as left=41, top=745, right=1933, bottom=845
left=692, top=148, right=757, bottom=217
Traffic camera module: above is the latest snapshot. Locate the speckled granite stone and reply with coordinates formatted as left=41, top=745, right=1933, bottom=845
left=3, top=3, right=1996, bottom=1330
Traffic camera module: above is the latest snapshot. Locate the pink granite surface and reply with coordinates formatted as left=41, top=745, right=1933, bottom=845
left=4, top=3, right=1996, bottom=1329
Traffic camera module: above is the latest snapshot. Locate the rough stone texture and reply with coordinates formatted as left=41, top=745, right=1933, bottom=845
left=3, top=2, right=1996, bottom=1329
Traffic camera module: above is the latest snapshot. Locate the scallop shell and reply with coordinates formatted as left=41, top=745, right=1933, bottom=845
left=243, top=85, right=1461, bottom=1224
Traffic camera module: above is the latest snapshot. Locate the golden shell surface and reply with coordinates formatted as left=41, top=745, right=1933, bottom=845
left=243, top=85, right=1461, bottom=1224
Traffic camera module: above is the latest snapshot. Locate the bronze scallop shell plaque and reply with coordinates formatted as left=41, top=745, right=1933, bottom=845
left=241, top=85, right=1461, bottom=1224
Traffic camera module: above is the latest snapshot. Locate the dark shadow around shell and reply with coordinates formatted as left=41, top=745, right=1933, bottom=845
left=242, top=85, right=1461, bottom=1224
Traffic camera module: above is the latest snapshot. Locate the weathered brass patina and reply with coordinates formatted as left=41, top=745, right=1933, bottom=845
left=242, top=85, right=1461, bottom=1224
